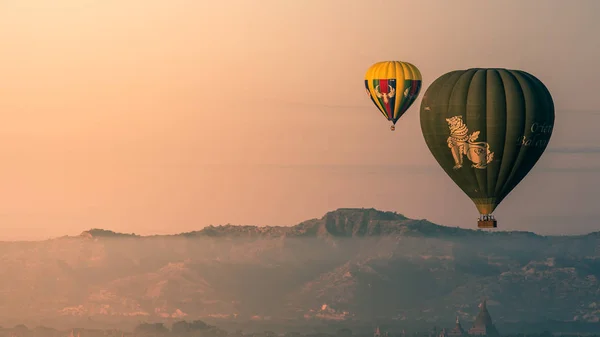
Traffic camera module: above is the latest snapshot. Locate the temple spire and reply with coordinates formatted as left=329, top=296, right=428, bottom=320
left=448, top=315, right=465, bottom=337
left=468, top=299, right=499, bottom=337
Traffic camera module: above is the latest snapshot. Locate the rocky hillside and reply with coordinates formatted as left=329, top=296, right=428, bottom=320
left=1, top=208, right=599, bottom=328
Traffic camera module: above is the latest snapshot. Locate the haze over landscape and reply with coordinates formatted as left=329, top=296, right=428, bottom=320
left=2, top=208, right=600, bottom=333
left=1, top=0, right=600, bottom=241
left=1, top=1, right=600, bottom=336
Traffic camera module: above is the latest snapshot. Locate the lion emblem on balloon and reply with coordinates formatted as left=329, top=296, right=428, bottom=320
left=445, top=116, right=494, bottom=170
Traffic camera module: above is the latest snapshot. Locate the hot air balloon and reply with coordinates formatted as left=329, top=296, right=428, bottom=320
left=419, top=68, right=555, bottom=228
left=365, top=61, right=422, bottom=131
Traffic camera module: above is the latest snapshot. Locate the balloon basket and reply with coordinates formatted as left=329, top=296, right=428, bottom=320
left=477, top=219, right=497, bottom=229
left=390, top=125, right=395, bottom=131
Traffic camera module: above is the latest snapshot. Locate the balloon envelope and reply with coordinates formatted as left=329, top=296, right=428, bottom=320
left=420, top=68, right=555, bottom=218
left=365, top=61, right=422, bottom=128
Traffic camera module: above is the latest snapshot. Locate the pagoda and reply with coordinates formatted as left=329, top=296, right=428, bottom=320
left=468, top=300, right=499, bottom=337
left=447, top=316, right=466, bottom=337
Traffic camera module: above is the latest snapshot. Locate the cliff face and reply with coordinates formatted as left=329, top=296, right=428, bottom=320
left=1, top=208, right=599, bottom=326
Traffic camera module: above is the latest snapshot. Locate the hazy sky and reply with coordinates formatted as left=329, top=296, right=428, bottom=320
left=1, top=0, right=599, bottom=240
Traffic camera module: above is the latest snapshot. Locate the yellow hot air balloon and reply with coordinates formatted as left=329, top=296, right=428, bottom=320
left=364, top=61, right=422, bottom=131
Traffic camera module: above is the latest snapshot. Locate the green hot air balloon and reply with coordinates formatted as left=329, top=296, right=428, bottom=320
left=420, top=68, right=555, bottom=229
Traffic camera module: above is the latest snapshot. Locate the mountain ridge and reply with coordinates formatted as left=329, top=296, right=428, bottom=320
left=0, top=208, right=598, bottom=328
left=74, top=208, right=576, bottom=241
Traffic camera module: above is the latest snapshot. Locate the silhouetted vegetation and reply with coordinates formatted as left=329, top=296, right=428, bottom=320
left=5, top=321, right=600, bottom=337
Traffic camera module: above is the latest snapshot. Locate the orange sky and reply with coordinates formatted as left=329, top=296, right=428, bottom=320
left=1, top=0, right=599, bottom=240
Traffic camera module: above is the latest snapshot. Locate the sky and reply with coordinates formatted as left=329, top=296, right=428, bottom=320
left=0, top=0, right=599, bottom=240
